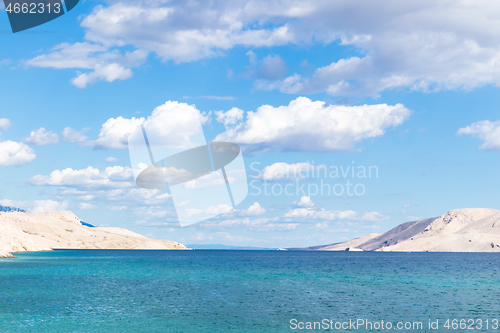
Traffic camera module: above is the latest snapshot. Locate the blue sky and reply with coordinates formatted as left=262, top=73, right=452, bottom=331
left=1, top=0, right=500, bottom=247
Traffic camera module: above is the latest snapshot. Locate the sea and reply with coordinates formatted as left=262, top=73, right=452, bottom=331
left=0, top=250, right=499, bottom=332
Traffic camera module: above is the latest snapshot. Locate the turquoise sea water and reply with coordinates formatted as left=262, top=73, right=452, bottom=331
left=0, top=250, right=499, bottom=332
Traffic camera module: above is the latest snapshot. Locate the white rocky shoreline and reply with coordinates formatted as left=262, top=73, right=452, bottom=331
left=0, top=210, right=188, bottom=258
left=295, top=208, right=500, bottom=252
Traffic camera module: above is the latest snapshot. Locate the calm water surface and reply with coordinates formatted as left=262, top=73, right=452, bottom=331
left=0, top=250, right=499, bottom=332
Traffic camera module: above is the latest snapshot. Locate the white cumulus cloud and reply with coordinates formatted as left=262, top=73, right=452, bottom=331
left=104, top=157, right=121, bottom=163
left=457, top=120, right=500, bottom=150
left=0, top=199, right=68, bottom=212
left=0, top=141, right=36, bottom=166
left=215, top=97, right=410, bottom=153
left=257, top=162, right=320, bottom=181
left=71, top=63, right=133, bottom=88
left=284, top=196, right=388, bottom=221
left=241, top=202, right=267, bottom=216
left=78, top=203, right=97, bottom=210
left=22, top=128, right=59, bottom=146
left=0, top=118, right=12, bottom=131
left=250, top=1, right=500, bottom=96
left=61, top=127, right=89, bottom=143
left=284, top=207, right=357, bottom=220
left=80, top=2, right=294, bottom=63
left=24, top=1, right=500, bottom=94
left=205, top=204, right=234, bottom=216
left=215, top=107, right=244, bottom=126
left=90, top=100, right=209, bottom=149
left=30, top=166, right=134, bottom=189
left=91, top=116, right=144, bottom=149
left=25, top=42, right=146, bottom=88
left=257, top=54, right=288, bottom=80
left=294, top=196, right=314, bottom=207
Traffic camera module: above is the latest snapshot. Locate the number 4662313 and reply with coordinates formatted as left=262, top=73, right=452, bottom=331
left=5, top=2, right=61, bottom=14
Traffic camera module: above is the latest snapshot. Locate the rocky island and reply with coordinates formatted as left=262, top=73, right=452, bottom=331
left=0, top=210, right=187, bottom=258
left=294, top=208, right=500, bottom=252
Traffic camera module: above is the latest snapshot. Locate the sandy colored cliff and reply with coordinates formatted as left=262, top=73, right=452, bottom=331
left=302, top=208, right=500, bottom=252
left=0, top=211, right=187, bottom=258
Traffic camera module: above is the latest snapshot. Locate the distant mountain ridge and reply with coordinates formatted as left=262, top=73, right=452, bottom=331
left=187, top=244, right=276, bottom=250
left=293, top=208, right=500, bottom=252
